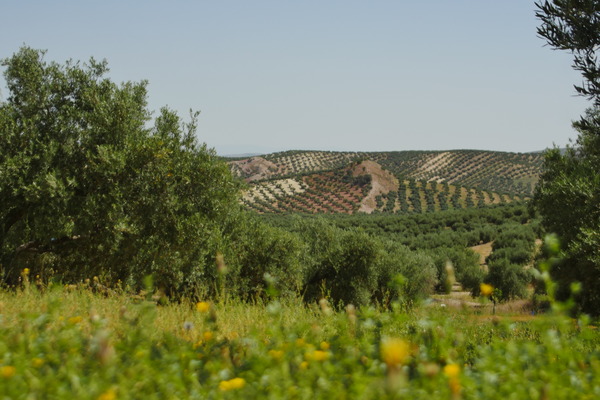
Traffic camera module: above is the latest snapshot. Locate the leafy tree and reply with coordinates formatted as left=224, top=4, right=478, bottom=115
left=534, top=1, right=600, bottom=313
left=0, top=47, right=241, bottom=294
left=378, top=241, right=437, bottom=304
left=485, top=259, right=531, bottom=301
left=536, top=0, right=600, bottom=104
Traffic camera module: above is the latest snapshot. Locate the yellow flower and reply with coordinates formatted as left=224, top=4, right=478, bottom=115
left=68, top=316, right=83, bottom=325
left=203, top=331, right=214, bottom=341
left=196, top=301, right=210, bottom=313
left=305, top=350, right=330, bottom=362
left=97, top=388, right=117, bottom=400
left=219, top=377, right=246, bottom=391
left=0, top=366, right=16, bottom=379
left=320, top=341, right=330, bottom=350
left=295, top=338, right=306, bottom=347
left=23, top=268, right=30, bottom=276
left=480, top=283, right=493, bottom=297
left=268, top=349, right=284, bottom=360
left=443, top=363, right=460, bottom=379
left=380, top=338, right=410, bottom=367
left=299, top=361, right=309, bottom=370
left=443, top=364, right=461, bottom=395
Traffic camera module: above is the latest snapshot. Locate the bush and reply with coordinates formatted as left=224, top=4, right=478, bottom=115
left=485, top=259, right=531, bottom=301
left=295, top=218, right=380, bottom=306
left=226, top=216, right=305, bottom=299
left=377, top=242, right=437, bottom=303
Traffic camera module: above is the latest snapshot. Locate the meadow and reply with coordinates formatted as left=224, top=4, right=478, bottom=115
left=1, top=273, right=599, bottom=399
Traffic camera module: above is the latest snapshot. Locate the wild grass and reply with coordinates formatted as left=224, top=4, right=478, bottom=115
left=0, top=281, right=599, bottom=399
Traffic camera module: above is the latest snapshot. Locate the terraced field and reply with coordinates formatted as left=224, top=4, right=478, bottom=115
left=228, top=149, right=541, bottom=215
left=242, top=166, right=370, bottom=214
left=230, top=151, right=365, bottom=181
left=369, top=150, right=543, bottom=196
left=374, top=179, right=524, bottom=214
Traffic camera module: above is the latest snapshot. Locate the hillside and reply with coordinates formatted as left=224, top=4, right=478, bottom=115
left=228, top=149, right=543, bottom=215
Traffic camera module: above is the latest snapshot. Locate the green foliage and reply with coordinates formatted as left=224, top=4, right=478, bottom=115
left=482, top=223, right=535, bottom=301
left=534, top=1, right=600, bottom=314
left=378, top=241, right=437, bottom=303
left=536, top=0, right=600, bottom=105
left=485, top=259, right=531, bottom=301
left=262, top=204, right=535, bottom=302
left=293, top=218, right=380, bottom=306
left=225, top=215, right=305, bottom=299
left=0, top=47, right=241, bottom=294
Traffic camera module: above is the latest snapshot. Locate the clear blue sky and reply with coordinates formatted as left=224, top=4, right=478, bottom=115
left=0, top=1, right=590, bottom=155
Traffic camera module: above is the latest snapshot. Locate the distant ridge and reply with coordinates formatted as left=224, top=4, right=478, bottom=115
left=221, top=153, right=264, bottom=159
left=226, top=149, right=543, bottom=215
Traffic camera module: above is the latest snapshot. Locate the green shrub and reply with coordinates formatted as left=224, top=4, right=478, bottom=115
left=227, top=216, right=305, bottom=299
left=296, top=218, right=380, bottom=306
left=377, top=242, right=437, bottom=303
left=485, top=259, right=531, bottom=301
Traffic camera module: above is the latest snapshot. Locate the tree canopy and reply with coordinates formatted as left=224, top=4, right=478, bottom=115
left=534, top=1, right=600, bottom=314
left=0, top=47, right=241, bottom=293
left=536, top=0, right=600, bottom=105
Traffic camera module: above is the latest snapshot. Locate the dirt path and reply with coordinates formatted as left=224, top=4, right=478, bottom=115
left=352, top=160, right=399, bottom=214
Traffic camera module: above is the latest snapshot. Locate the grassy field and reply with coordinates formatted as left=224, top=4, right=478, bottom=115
left=1, top=279, right=599, bottom=399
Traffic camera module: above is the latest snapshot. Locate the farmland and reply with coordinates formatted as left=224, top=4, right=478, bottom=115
left=230, top=150, right=538, bottom=215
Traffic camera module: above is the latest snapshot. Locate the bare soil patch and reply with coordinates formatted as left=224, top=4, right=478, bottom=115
left=230, top=157, right=279, bottom=181
left=352, top=160, right=399, bottom=214
left=470, top=241, right=494, bottom=266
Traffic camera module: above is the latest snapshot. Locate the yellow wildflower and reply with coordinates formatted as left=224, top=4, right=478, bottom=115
left=196, top=301, right=210, bottom=313
left=305, top=350, right=330, bottom=361
left=23, top=268, right=30, bottom=276
left=0, top=366, right=15, bottom=378
left=443, top=363, right=461, bottom=395
left=443, top=363, right=460, bottom=379
left=219, top=377, right=246, bottom=391
left=68, top=316, right=83, bottom=325
left=480, top=283, right=493, bottom=297
left=299, top=361, right=309, bottom=370
left=320, top=341, right=330, bottom=350
left=268, top=349, right=284, bottom=360
left=380, top=337, right=410, bottom=367
left=202, top=331, right=214, bottom=341
left=97, top=388, right=117, bottom=400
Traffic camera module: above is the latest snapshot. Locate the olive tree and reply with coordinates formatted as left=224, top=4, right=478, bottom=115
left=0, top=47, right=241, bottom=294
left=534, top=1, right=600, bottom=313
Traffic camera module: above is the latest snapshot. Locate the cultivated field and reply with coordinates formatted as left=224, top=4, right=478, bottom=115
left=233, top=150, right=533, bottom=215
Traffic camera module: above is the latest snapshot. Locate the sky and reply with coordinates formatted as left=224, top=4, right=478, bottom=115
left=0, top=1, right=592, bottom=155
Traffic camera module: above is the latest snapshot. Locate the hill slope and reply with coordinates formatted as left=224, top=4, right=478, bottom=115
left=228, top=149, right=543, bottom=215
